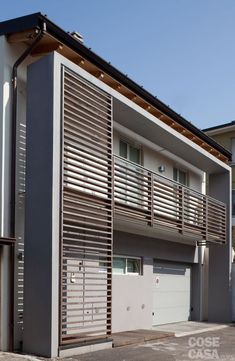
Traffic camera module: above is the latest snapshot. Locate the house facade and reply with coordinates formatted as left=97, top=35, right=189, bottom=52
left=204, top=122, right=235, bottom=249
left=0, top=13, right=232, bottom=358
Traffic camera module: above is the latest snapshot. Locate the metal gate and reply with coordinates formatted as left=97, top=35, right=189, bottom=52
left=60, top=68, right=113, bottom=345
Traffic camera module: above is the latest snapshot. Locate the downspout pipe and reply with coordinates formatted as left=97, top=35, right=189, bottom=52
left=11, top=24, right=45, bottom=236
left=10, top=23, right=45, bottom=351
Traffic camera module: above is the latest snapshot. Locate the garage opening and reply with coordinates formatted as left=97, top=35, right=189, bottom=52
left=152, top=261, right=191, bottom=326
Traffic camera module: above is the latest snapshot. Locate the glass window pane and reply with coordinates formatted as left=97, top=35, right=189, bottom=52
left=113, top=257, right=126, bottom=274
left=173, top=168, right=188, bottom=186
left=179, top=170, right=187, bottom=186
left=173, top=168, right=178, bottom=182
left=232, top=190, right=235, bottom=216
left=120, top=140, right=127, bottom=159
left=129, top=146, right=140, bottom=164
left=127, top=258, right=140, bottom=274
left=99, top=260, right=107, bottom=273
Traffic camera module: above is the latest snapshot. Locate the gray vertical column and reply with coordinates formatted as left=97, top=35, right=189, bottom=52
left=191, top=246, right=203, bottom=321
left=0, top=37, right=13, bottom=351
left=208, top=171, right=232, bottom=322
left=23, top=54, right=60, bottom=357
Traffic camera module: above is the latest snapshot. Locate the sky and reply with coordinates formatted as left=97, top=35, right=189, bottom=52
left=1, top=0, right=235, bottom=129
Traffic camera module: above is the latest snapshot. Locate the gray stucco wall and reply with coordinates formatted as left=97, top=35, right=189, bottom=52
left=208, top=172, right=232, bottom=322
left=112, top=231, right=199, bottom=332
left=23, top=54, right=60, bottom=357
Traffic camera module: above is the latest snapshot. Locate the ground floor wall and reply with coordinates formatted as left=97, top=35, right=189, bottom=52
left=112, top=231, right=201, bottom=333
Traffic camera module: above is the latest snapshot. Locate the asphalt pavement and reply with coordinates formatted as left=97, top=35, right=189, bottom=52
left=58, top=326, right=235, bottom=361
left=1, top=326, right=235, bottom=361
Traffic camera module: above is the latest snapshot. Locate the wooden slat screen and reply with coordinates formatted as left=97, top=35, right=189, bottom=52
left=114, top=155, right=226, bottom=244
left=60, top=68, right=113, bottom=346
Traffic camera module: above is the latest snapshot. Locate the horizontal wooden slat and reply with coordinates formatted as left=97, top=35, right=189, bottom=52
left=61, top=68, right=113, bottom=346
left=114, top=155, right=227, bottom=244
left=64, top=76, right=111, bottom=105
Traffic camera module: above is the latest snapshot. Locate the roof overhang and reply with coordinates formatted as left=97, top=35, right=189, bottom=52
left=0, top=12, right=232, bottom=163
left=204, top=123, right=235, bottom=136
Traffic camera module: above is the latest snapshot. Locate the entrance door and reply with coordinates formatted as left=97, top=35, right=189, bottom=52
left=152, top=261, right=191, bottom=325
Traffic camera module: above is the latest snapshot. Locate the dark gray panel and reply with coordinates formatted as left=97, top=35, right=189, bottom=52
left=23, top=54, right=57, bottom=357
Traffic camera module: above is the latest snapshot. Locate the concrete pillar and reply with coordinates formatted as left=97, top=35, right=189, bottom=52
left=23, top=55, right=60, bottom=357
left=208, top=171, right=232, bottom=322
left=191, top=246, right=203, bottom=321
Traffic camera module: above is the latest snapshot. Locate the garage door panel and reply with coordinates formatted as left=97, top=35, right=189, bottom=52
left=152, top=261, right=191, bottom=326
left=153, top=264, right=190, bottom=275
left=153, top=276, right=190, bottom=291
left=153, top=291, right=190, bottom=308
left=153, top=306, right=190, bottom=325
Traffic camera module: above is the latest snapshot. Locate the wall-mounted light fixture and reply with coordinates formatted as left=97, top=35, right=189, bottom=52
left=158, top=165, right=165, bottom=173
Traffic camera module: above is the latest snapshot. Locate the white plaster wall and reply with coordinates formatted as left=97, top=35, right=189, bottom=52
left=0, top=35, right=40, bottom=350
left=143, top=146, right=173, bottom=179
left=0, top=35, right=23, bottom=351
left=112, top=258, right=153, bottom=332
left=112, top=231, right=198, bottom=332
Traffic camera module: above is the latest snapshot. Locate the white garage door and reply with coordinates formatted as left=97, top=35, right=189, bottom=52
left=152, top=261, right=191, bottom=326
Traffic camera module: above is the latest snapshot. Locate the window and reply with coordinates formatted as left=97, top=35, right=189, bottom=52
left=113, top=257, right=126, bottom=274
left=117, top=138, right=146, bottom=209
left=173, top=167, right=188, bottom=186
left=113, top=256, right=142, bottom=275
left=232, top=190, right=235, bottom=216
left=99, top=260, right=108, bottom=273
left=119, top=139, right=141, bottom=165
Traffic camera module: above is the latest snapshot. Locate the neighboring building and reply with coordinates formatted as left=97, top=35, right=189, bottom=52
left=204, top=121, right=235, bottom=249
left=0, top=13, right=232, bottom=358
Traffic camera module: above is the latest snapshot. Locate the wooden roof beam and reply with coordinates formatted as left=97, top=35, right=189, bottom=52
left=7, top=28, right=39, bottom=43
left=113, top=83, right=122, bottom=91
left=158, top=114, right=172, bottom=125
left=31, top=42, right=63, bottom=56
left=124, top=93, right=137, bottom=101
left=93, top=70, right=105, bottom=80
left=71, top=56, right=85, bottom=66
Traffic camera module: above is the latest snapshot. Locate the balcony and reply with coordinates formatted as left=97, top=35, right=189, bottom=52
left=114, top=155, right=226, bottom=244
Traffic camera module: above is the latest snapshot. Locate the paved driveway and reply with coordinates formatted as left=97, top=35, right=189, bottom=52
left=1, top=326, right=235, bottom=361
left=61, top=326, right=235, bottom=361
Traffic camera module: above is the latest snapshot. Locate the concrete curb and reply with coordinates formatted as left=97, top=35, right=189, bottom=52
left=112, top=330, right=174, bottom=347
left=0, top=352, right=42, bottom=361
left=175, top=324, right=229, bottom=338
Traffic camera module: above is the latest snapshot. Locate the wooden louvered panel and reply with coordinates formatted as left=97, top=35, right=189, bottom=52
left=60, top=68, right=112, bottom=346
left=114, top=155, right=226, bottom=244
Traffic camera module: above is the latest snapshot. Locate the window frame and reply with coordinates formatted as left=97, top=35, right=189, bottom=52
left=112, top=255, right=142, bottom=276
left=173, top=166, right=189, bottom=187
left=119, top=137, right=142, bottom=165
